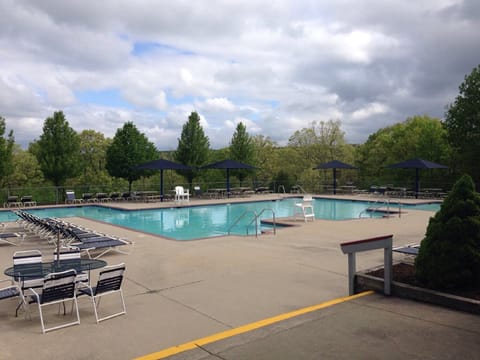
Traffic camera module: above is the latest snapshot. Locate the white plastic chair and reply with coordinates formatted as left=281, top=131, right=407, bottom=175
left=174, top=186, right=190, bottom=202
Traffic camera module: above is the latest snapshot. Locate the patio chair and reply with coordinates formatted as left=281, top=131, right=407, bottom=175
left=77, top=263, right=126, bottom=323
left=53, top=247, right=89, bottom=284
left=294, top=195, right=315, bottom=222
left=28, top=269, right=80, bottom=333
left=12, top=250, right=44, bottom=296
left=65, top=190, right=83, bottom=204
left=0, top=280, right=26, bottom=316
left=174, top=186, right=190, bottom=202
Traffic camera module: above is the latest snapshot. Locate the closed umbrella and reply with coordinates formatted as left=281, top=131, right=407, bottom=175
left=135, top=159, right=192, bottom=202
left=314, top=160, right=357, bottom=195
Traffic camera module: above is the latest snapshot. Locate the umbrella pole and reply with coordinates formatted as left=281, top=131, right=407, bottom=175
left=415, top=168, right=419, bottom=199
left=227, top=169, right=230, bottom=198
left=160, top=170, right=164, bottom=202
left=333, top=169, right=337, bottom=195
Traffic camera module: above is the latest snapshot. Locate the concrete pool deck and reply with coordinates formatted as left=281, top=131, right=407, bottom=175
left=1, top=194, right=478, bottom=359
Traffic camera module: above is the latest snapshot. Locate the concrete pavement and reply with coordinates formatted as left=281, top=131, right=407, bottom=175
left=1, top=195, right=477, bottom=359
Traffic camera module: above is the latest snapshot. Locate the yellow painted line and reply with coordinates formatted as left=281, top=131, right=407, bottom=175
left=135, top=291, right=374, bottom=360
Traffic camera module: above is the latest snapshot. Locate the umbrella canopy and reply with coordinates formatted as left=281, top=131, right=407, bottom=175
left=314, top=160, right=357, bottom=195
left=201, top=159, right=256, bottom=197
left=387, top=158, right=448, bottom=198
left=135, top=159, right=192, bottom=201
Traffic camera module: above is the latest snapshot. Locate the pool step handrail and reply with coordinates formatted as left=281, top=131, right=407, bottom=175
left=359, top=199, right=401, bottom=218
left=228, top=210, right=257, bottom=235
left=229, top=208, right=276, bottom=237
left=247, top=208, right=276, bottom=237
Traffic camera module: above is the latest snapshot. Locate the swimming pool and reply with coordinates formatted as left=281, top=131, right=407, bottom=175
left=1, top=198, right=440, bottom=241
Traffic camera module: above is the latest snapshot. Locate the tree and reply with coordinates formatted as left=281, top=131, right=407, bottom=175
left=31, top=111, right=81, bottom=187
left=415, top=174, right=480, bottom=290
left=229, top=122, right=255, bottom=185
left=444, top=65, right=480, bottom=189
left=77, top=130, right=113, bottom=186
left=0, top=117, right=15, bottom=188
left=356, top=115, right=451, bottom=189
left=106, top=122, right=157, bottom=192
left=6, top=145, right=44, bottom=187
left=174, top=112, right=210, bottom=186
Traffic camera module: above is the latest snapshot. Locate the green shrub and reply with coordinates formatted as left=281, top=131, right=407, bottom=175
left=415, top=174, right=480, bottom=290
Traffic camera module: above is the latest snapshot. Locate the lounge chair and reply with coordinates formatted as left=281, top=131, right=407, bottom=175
left=294, top=195, right=315, bottom=222
left=69, top=235, right=134, bottom=259
left=0, top=280, right=25, bottom=316
left=77, top=263, right=126, bottom=323
left=4, top=196, right=22, bottom=208
left=174, top=186, right=190, bottom=202
left=28, top=269, right=80, bottom=333
left=0, top=232, right=25, bottom=246
left=393, top=244, right=420, bottom=256
left=20, top=195, right=37, bottom=207
left=65, top=190, right=83, bottom=204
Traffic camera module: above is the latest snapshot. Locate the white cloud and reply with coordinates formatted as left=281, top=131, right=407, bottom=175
left=1, top=0, right=479, bottom=150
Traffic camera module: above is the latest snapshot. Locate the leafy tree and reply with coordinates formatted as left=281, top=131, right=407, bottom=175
left=229, top=122, right=255, bottom=185
left=415, top=174, right=480, bottom=290
left=106, top=122, right=157, bottom=192
left=174, top=112, right=210, bottom=186
left=356, top=115, right=451, bottom=189
left=31, top=111, right=81, bottom=187
left=7, top=145, right=44, bottom=187
left=77, top=130, right=113, bottom=187
left=444, top=65, right=480, bottom=189
left=0, top=117, right=15, bottom=188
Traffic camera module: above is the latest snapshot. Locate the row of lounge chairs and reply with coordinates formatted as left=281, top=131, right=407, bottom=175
left=65, top=190, right=162, bottom=204
left=13, top=210, right=134, bottom=259
left=3, top=195, right=37, bottom=208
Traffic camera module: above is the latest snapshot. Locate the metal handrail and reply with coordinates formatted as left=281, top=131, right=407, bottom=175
left=248, top=208, right=276, bottom=237
left=228, top=210, right=257, bottom=235
left=359, top=199, right=401, bottom=218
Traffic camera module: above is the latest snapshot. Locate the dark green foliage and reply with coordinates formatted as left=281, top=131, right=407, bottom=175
left=229, top=122, right=254, bottom=184
left=444, top=64, right=480, bottom=189
left=105, top=122, right=157, bottom=192
left=174, top=112, right=210, bottom=185
left=0, top=117, right=15, bottom=187
left=415, top=174, right=480, bottom=290
left=31, top=111, right=81, bottom=187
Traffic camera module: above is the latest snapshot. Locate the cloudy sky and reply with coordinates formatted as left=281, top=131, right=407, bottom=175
left=1, top=0, right=479, bottom=150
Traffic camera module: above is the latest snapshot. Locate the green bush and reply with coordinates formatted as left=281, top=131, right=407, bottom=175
left=415, top=174, right=480, bottom=290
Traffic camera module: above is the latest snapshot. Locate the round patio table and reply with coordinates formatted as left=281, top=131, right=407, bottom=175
left=4, top=258, right=107, bottom=279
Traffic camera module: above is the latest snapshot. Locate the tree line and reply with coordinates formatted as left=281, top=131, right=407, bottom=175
left=0, top=65, right=479, bottom=203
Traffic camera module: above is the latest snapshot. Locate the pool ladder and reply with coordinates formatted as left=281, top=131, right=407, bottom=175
left=228, top=208, right=276, bottom=237
left=359, top=200, right=402, bottom=218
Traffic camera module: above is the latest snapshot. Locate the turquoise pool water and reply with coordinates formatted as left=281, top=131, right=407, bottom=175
left=1, top=198, right=440, bottom=240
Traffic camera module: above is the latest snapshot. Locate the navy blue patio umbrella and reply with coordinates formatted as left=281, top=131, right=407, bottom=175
left=201, top=159, right=256, bottom=197
left=314, top=160, right=357, bottom=195
left=135, top=159, right=192, bottom=202
left=387, top=158, right=448, bottom=199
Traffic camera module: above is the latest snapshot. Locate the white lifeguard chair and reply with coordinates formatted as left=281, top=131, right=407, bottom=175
left=294, top=195, right=315, bottom=222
